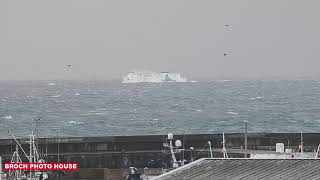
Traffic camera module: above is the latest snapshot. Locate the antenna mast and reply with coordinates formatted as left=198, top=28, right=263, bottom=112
left=8, top=130, right=30, bottom=161
left=9, top=145, right=23, bottom=179
left=300, top=131, right=303, bottom=153
left=208, top=141, right=213, bottom=158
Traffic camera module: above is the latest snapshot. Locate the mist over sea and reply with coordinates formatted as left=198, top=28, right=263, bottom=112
left=0, top=80, right=320, bottom=138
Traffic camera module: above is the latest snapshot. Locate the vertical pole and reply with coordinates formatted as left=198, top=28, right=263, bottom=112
left=0, top=156, right=2, bottom=180
left=58, top=131, right=60, bottom=163
left=30, top=133, right=32, bottom=178
left=190, top=147, right=194, bottom=162
left=244, top=121, right=248, bottom=158
left=34, top=118, right=40, bottom=155
left=46, top=136, right=48, bottom=159
left=57, top=130, right=60, bottom=180
left=208, top=141, right=213, bottom=158
left=222, top=132, right=228, bottom=158
left=169, top=138, right=177, bottom=168
left=301, top=131, right=303, bottom=153
left=222, top=133, right=225, bottom=158
left=182, top=133, right=185, bottom=166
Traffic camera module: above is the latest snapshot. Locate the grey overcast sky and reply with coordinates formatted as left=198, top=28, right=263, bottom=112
left=1, top=0, right=320, bottom=80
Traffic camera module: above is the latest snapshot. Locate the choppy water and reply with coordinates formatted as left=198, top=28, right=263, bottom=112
left=0, top=80, right=320, bottom=138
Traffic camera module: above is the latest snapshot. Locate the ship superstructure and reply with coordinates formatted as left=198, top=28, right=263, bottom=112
left=122, top=71, right=187, bottom=83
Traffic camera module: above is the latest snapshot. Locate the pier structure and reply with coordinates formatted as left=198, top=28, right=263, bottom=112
left=1, top=133, right=320, bottom=179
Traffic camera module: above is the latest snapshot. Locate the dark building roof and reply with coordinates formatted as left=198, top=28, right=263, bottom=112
left=154, top=158, right=320, bottom=180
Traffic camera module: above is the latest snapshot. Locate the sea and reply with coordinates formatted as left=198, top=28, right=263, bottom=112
left=0, top=80, right=320, bottom=138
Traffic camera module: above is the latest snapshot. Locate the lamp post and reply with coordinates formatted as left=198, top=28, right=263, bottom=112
left=53, top=127, right=61, bottom=180
left=243, top=121, right=248, bottom=158
left=190, top=147, right=194, bottom=162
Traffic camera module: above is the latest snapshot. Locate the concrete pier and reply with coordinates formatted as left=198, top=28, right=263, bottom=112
left=1, top=133, right=320, bottom=167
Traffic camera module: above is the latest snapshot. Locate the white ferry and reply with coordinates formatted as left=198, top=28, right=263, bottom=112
left=122, top=71, right=187, bottom=83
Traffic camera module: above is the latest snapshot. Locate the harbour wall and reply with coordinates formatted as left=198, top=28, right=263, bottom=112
left=1, top=133, right=319, bottom=169
left=2, top=133, right=320, bottom=179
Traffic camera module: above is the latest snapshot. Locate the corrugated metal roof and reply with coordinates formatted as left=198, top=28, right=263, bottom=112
left=154, top=158, right=320, bottom=180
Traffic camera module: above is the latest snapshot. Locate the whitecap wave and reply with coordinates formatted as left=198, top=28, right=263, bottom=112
left=250, top=96, right=262, bottom=100
left=214, top=80, right=232, bottom=82
left=226, top=111, right=239, bottom=115
left=93, top=112, right=105, bottom=115
left=68, top=121, right=83, bottom=125
left=3, top=115, right=13, bottom=119
left=51, top=95, right=61, bottom=98
left=48, top=83, right=56, bottom=86
left=81, top=111, right=106, bottom=116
